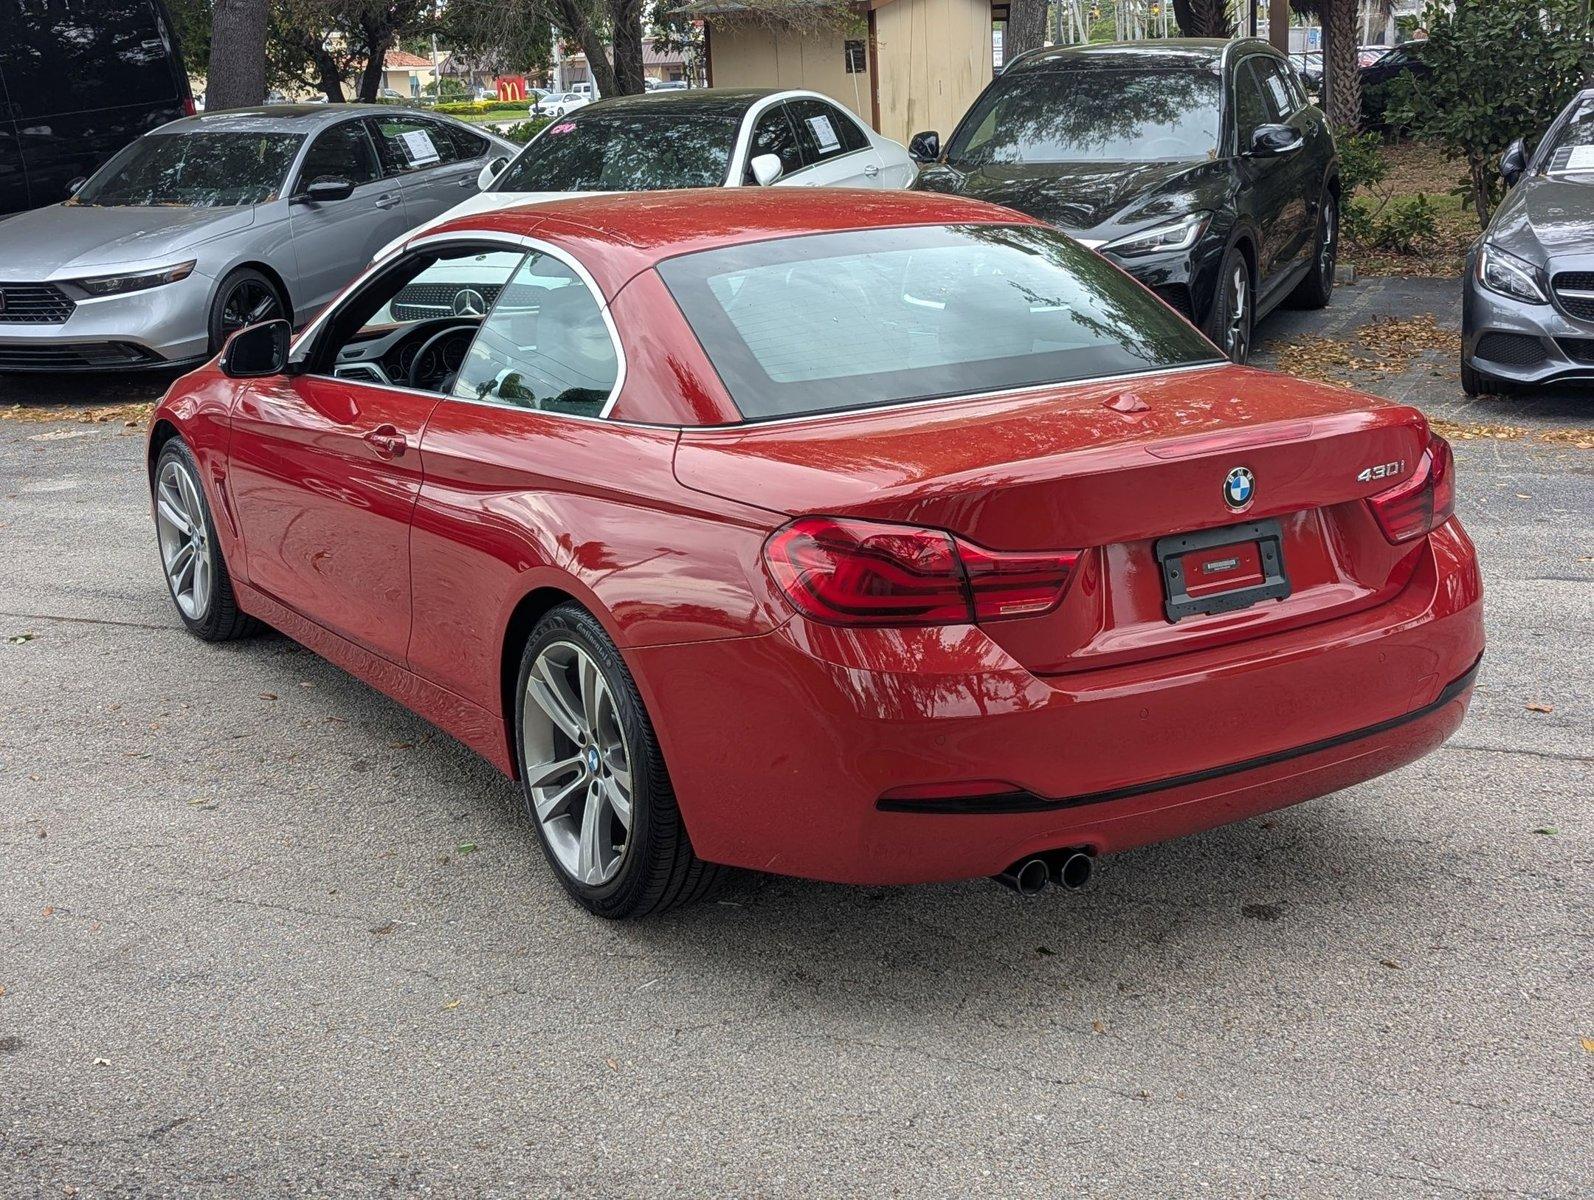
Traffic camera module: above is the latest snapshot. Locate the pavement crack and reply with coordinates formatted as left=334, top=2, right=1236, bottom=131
left=0, top=609, right=172, bottom=632
left=1443, top=742, right=1592, bottom=765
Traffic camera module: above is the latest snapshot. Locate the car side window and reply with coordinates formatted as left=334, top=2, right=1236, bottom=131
left=1233, top=60, right=1270, bottom=149
left=1253, top=59, right=1298, bottom=122
left=451, top=252, right=618, bottom=417
left=297, top=121, right=381, bottom=191
left=444, top=124, right=491, bottom=159
left=369, top=116, right=453, bottom=175
left=787, top=98, right=867, bottom=165
left=744, top=104, right=804, bottom=182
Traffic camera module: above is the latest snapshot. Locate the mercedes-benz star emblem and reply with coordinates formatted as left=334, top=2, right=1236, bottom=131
left=451, top=288, right=487, bottom=317
left=1223, top=466, right=1255, bottom=510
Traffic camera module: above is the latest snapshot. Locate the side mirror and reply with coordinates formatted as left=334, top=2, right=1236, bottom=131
left=750, top=152, right=784, bottom=187
left=908, top=130, right=940, bottom=163
left=1248, top=123, right=1304, bottom=157
left=298, top=176, right=355, bottom=203
left=67, top=176, right=88, bottom=195
left=220, top=319, right=290, bottom=378
left=477, top=156, right=510, bottom=191
left=1500, top=138, right=1528, bottom=187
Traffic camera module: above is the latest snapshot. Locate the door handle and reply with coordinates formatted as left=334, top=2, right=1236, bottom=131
left=456, top=174, right=474, bottom=186
left=363, top=424, right=406, bottom=458
left=863, top=163, right=880, bottom=177
left=375, top=193, right=401, bottom=209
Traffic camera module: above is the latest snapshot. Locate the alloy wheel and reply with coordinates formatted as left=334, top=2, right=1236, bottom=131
left=1226, top=264, right=1250, bottom=362
left=522, top=640, right=633, bottom=886
left=154, top=459, right=212, bottom=621
left=220, top=279, right=280, bottom=336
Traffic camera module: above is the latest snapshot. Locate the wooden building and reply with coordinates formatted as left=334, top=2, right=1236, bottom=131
left=681, top=0, right=1002, bottom=146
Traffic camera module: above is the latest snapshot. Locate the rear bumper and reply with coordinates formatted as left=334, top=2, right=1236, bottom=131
left=630, top=520, right=1484, bottom=885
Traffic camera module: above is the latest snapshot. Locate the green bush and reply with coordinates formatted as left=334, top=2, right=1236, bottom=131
left=500, top=118, right=551, bottom=144
left=1366, top=193, right=1439, bottom=252
left=434, top=99, right=536, bottom=116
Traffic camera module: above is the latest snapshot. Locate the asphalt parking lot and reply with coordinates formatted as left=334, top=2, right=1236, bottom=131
left=1, top=277, right=1589, bottom=1198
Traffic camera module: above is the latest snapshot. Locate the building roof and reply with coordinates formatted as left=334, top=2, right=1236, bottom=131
left=384, top=49, right=435, bottom=69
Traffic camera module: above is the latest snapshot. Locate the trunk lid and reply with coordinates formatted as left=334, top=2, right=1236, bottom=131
left=673, top=364, right=1433, bottom=674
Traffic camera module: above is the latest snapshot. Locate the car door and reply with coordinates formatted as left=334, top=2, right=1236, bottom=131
left=368, top=114, right=479, bottom=220
left=1251, top=55, right=1319, bottom=278
left=783, top=97, right=883, bottom=187
left=224, top=244, right=522, bottom=664
left=1232, top=57, right=1294, bottom=295
left=286, top=119, right=407, bottom=316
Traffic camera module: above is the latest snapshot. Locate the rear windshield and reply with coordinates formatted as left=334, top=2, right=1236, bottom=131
left=494, top=111, right=739, bottom=192
left=71, top=131, right=304, bottom=207
left=947, top=67, right=1221, bottom=165
left=658, top=223, right=1220, bottom=421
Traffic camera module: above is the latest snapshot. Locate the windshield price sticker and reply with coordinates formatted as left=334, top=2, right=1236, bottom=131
left=806, top=115, right=840, bottom=152
left=550, top=122, right=578, bottom=135
left=1564, top=144, right=1594, bottom=172
left=400, top=129, right=440, bottom=165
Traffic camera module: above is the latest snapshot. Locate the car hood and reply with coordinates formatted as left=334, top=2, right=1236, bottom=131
left=1488, top=174, right=1594, bottom=262
left=376, top=189, right=604, bottom=260
left=913, top=158, right=1230, bottom=240
left=0, top=204, right=258, bottom=279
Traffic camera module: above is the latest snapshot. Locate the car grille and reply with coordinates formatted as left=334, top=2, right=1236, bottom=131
left=0, top=342, right=161, bottom=369
left=1474, top=331, right=1545, bottom=366
left=391, top=282, right=504, bottom=321
left=0, top=282, right=76, bottom=325
left=1550, top=271, right=1594, bottom=322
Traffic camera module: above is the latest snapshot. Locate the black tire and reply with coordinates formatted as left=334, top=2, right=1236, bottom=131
left=1203, top=244, right=1254, bottom=364
left=513, top=603, right=721, bottom=918
left=207, top=268, right=286, bottom=356
left=1460, top=355, right=1513, bottom=397
left=152, top=438, right=259, bottom=642
left=1287, top=192, right=1337, bottom=310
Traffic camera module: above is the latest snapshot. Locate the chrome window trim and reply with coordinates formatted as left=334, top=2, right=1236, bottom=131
left=292, top=230, right=628, bottom=421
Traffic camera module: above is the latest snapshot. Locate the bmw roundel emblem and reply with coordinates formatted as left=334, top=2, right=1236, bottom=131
left=1223, top=466, right=1255, bottom=510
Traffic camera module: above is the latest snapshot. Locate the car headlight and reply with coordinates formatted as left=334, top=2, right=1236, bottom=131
left=1101, top=212, right=1212, bottom=257
left=73, top=260, right=197, bottom=297
left=1476, top=242, right=1547, bottom=305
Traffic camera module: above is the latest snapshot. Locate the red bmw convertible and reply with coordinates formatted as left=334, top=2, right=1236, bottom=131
left=148, top=190, right=1483, bottom=917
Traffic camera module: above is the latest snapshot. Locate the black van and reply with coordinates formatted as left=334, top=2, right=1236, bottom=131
left=1, top=0, right=193, bottom=218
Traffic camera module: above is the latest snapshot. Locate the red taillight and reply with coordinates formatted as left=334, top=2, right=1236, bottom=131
left=763, top=515, right=1080, bottom=628
left=183, top=96, right=197, bottom=117
left=1367, top=434, right=1456, bottom=544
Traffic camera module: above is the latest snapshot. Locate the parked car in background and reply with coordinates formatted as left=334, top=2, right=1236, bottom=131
left=0, top=105, right=513, bottom=372
left=911, top=40, right=1340, bottom=363
left=533, top=92, right=592, bottom=118
left=1361, top=40, right=1429, bottom=127
left=1, top=0, right=194, bottom=219
left=1358, top=45, right=1392, bottom=68
left=1289, top=50, right=1324, bottom=93
left=147, top=188, right=1482, bottom=916
left=400, top=89, right=915, bottom=257
left=1462, top=88, right=1594, bottom=394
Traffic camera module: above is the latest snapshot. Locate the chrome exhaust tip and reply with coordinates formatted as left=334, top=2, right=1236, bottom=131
left=1049, top=850, right=1094, bottom=891
left=993, top=856, right=1051, bottom=896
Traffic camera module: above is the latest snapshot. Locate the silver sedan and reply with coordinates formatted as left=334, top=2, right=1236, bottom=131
left=1462, top=87, right=1594, bottom=394
left=0, top=105, right=514, bottom=372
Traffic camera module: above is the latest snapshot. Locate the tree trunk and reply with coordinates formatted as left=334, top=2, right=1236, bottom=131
left=609, top=0, right=646, bottom=94
left=355, top=15, right=397, bottom=103
left=1469, top=157, right=1492, bottom=227
left=553, top=0, right=618, bottom=97
left=311, top=44, right=346, bottom=103
left=1174, top=0, right=1234, bottom=37
left=207, top=0, right=269, bottom=111
left=1322, top=0, right=1361, bottom=132
left=1005, top=0, right=1048, bottom=61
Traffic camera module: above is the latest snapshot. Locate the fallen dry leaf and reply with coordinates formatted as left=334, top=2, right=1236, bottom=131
left=1379, top=958, right=1404, bottom=970
left=1582, top=1036, right=1594, bottom=1054
left=442, top=998, right=461, bottom=1010
left=1525, top=703, right=1554, bottom=714
left=605, top=1057, right=619, bottom=1072
left=1428, top=419, right=1527, bottom=443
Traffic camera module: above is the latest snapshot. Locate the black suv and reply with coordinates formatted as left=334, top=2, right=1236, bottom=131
left=910, top=40, right=1340, bottom=362
left=1, top=0, right=193, bottom=218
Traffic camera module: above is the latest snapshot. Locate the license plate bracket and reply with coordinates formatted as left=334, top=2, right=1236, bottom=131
left=1155, top=518, right=1291, bottom=623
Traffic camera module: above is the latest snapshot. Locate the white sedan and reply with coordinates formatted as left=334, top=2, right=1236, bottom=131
left=385, top=88, right=918, bottom=256
left=532, top=92, right=592, bottom=119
